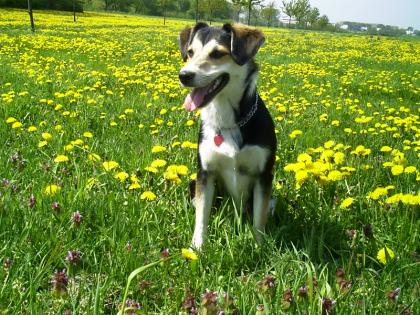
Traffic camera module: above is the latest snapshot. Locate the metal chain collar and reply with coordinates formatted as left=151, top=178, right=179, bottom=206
left=221, top=93, right=258, bottom=131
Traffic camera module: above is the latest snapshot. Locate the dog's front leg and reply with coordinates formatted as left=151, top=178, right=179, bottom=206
left=192, top=170, right=215, bottom=249
left=252, top=174, right=273, bottom=244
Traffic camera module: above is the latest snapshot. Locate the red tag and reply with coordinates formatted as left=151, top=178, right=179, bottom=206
left=214, top=134, right=224, bottom=146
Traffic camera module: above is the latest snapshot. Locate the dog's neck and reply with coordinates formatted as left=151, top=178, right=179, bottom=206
left=200, top=65, right=258, bottom=131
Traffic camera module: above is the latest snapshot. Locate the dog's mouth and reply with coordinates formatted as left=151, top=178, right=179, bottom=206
left=183, top=73, right=229, bottom=112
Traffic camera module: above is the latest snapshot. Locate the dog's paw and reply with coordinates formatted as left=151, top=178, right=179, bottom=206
left=191, top=235, right=204, bottom=251
left=269, top=197, right=277, bottom=216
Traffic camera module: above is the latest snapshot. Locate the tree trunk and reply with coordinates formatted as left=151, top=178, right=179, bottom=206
left=73, top=0, right=76, bottom=22
left=209, top=7, right=212, bottom=25
left=195, top=0, right=199, bottom=22
left=27, top=0, right=35, bottom=32
left=247, top=1, right=251, bottom=25
left=163, top=0, right=166, bottom=25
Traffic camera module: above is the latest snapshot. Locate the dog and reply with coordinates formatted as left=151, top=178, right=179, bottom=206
left=178, top=23, right=277, bottom=249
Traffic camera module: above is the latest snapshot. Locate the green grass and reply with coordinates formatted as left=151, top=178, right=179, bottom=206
left=0, top=9, right=419, bottom=315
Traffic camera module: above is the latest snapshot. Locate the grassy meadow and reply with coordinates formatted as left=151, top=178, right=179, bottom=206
left=0, top=9, right=419, bottom=314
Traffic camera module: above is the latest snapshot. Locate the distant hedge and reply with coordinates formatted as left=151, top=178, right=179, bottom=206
left=0, top=0, right=83, bottom=12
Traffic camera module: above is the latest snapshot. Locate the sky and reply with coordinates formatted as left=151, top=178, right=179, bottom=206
left=271, top=0, right=420, bottom=29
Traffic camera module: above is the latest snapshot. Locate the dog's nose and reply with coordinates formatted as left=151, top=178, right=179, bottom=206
left=179, top=70, right=195, bottom=85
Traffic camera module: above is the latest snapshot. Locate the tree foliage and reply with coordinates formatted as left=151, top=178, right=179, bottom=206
left=282, top=0, right=330, bottom=30
left=0, top=0, right=83, bottom=11
left=260, top=1, right=279, bottom=27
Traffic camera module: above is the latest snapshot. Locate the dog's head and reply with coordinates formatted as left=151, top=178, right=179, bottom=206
left=179, top=23, right=265, bottom=112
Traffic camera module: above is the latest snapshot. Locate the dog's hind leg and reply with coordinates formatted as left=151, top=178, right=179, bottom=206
left=191, top=171, right=215, bottom=249
left=252, top=173, right=273, bottom=244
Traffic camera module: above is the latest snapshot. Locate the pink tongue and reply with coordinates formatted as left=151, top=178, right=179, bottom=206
left=183, top=87, right=210, bottom=112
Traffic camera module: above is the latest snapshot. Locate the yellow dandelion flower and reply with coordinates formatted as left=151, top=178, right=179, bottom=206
left=333, top=152, right=345, bottom=165
left=186, top=120, right=195, bottom=126
left=38, top=141, right=48, bottom=148
left=27, top=126, right=37, bottom=132
left=404, top=166, right=417, bottom=174
left=377, top=247, right=395, bottom=265
left=297, top=153, right=312, bottom=163
left=88, top=153, right=101, bottom=161
left=103, top=161, right=119, bottom=171
left=6, top=117, right=17, bottom=124
left=351, top=145, right=371, bottom=156
left=164, top=170, right=181, bottom=183
left=151, top=145, right=166, bottom=153
left=327, top=170, right=343, bottom=181
left=289, top=129, right=303, bottom=139
left=44, top=184, right=61, bottom=196
left=130, top=174, right=139, bottom=183
left=145, top=166, right=159, bottom=173
left=114, top=172, right=129, bottom=182
left=71, top=139, right=84, bottom=145
left=176, top=165, right=189, bottom=176
left=380, top=146, right=392, bottom=152
left=41, top=132, right=52, bottom=141
left=128, top=182, right=141, bottom=190
left=64, top=144, right=74, bottom=151
left=85, top=177, right=99, bottom=190
left=391, top=165, right=404, bottom=176
left=382, top=162, right=393, bottom=168
left=324, top=140, right=335, bottom=149
left=284, top=162, right=305, bottom=172
left=340, top=197, right=354, bottom=209
left=401, top=194, right=420, bottom=205
left=190, top=173, right=197, bottom=180
left=367, top=186, right=394, bottom=200
left=11, top=121, right=23, bottom=129
left=54, top=155, right=69, bottom=163
left=140, top=191, right=157, bottom=201
left=151, top=159, right=167, bottom=168
left=181, top=248, right=198, bottom=261
left=385, top=193, right=403, bottom=204
left=83, top=132, right=93, bottom=138
left=295, top=170, right=309, bottom=184
left=181, top=141, right=193, bottom=148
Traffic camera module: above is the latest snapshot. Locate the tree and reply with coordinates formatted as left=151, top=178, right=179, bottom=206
left=316, top=14, right=329, bottom=30
left=260, top=1, right=279, bottom=27
left=176, top=0, right=190, bottom=13
left=73, top=0, right=76, bottom=22
left=282, top=0, right=295, bottom=27
left=201, top=0, right=230, bottom=24
left=307, top=6, right=319, bottom=28
left=156, top=0, right=176, bottom=25
left=1, top=0, right=83, bottom=11
left=293, top=0, right=310, bottom=27
left=231, top=0, right=247, bottom=22
left=246, top=0, right=262, bottom=25
left=27, top=0, right=34, bottom=32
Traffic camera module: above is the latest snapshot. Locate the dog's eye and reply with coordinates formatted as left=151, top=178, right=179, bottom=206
left=209, top=50, right=227, bottom=59
left=187, top=49, right=194, bottom=57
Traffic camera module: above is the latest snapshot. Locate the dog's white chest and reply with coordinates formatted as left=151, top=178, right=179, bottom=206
left=199, top=126, right=270, bottom=201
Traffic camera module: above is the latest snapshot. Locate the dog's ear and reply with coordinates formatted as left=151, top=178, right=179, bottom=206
left=222, top=23, right=265, bottom=65
left=179, top=22, right=208, bottom=61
